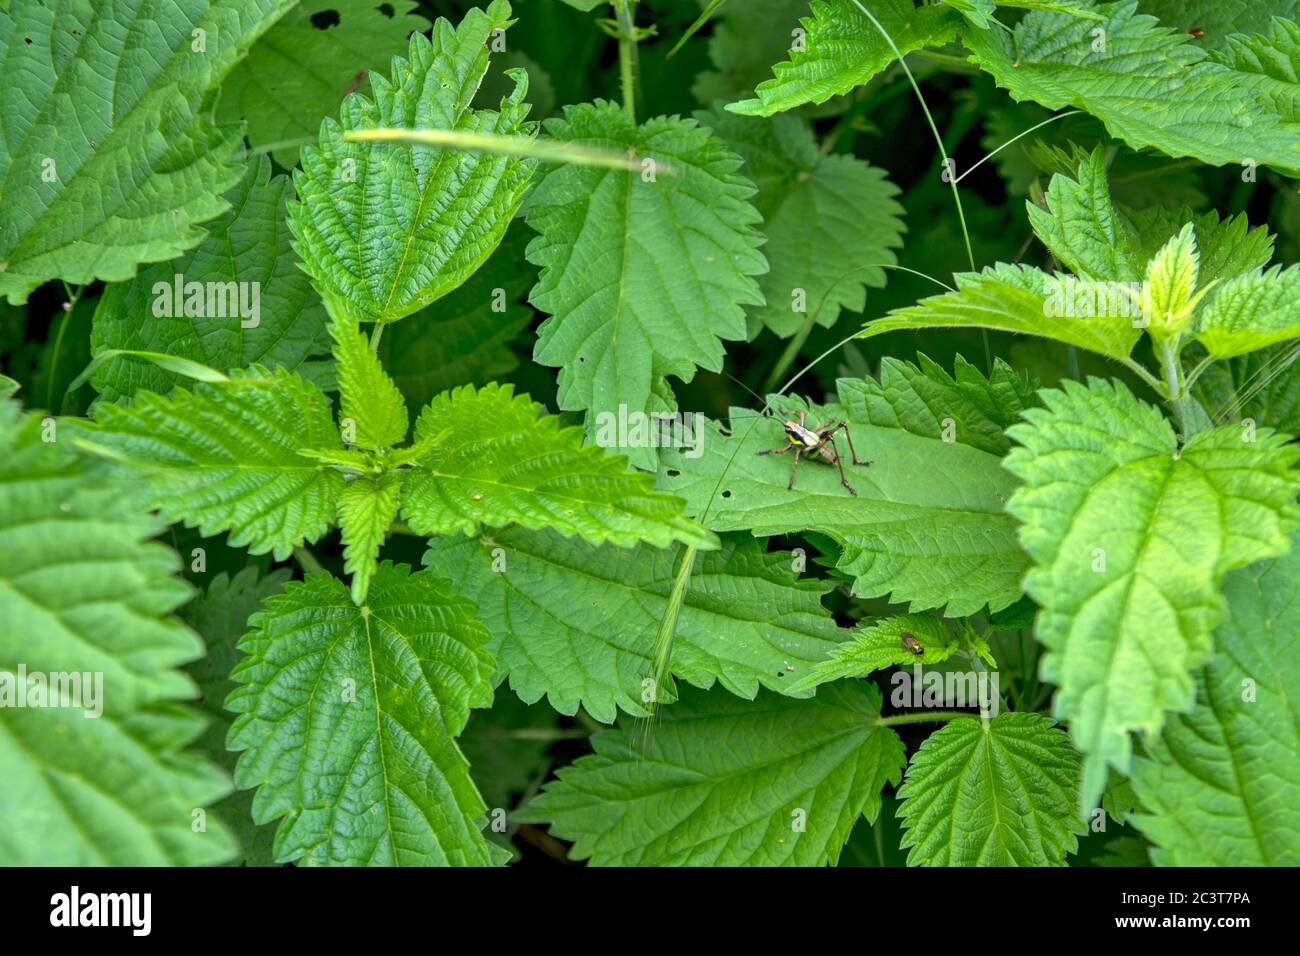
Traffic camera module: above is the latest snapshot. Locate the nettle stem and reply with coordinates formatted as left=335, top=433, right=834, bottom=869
left=1160, top=342, right=1189, bottom=435
left=614, top=0, right=639, bottom=122
left=875, top=711, right=975, bottom=727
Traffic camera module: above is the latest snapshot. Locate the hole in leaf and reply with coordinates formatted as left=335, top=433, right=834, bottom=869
left=310, top=9, right=341, bottom=29
left=666, top=469, right=680, bottom=478
left=377, top=2, right=395, bottom=16
left=721, top=490, right=732, bottom=498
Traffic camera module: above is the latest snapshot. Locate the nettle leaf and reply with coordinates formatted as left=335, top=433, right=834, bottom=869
left=527, top=101, right=766, bottom=470
left=1194, top=266, right=1300, bottom=359
left=91, top=156, right=330, bottom=403
left=331, top=316, right=408, bottom=449
left=1130, top=535, right=1300, bottom=865
left=403, top=383, right=715, bottom=550
left=0, top=0, right=294, bottom=303
left=70, top=369, right=345, bottom=560
left=184, top=567, right=292, bottom=867
left=1004, top=377, right=1300, bottom=810
left=963, top=1, right=1300, bottom=172
left=897, top=714, right=1086, bottom=866
left=216, top=0, right=431, bottom=168
left=1138, top=1, right=1300, bottom=50
left=659, top=381, right=1027, bottom=616
left=697, top=107, right=905, bottom=338
left=0, top=402, right=235, bottom=865
left=377, top=230, right=533, bottom=413
left=227, top=564, right=497, bottom=866
left=340, top=473, right=404, bottom=605
left=788, top=613, right=989, bottom=692
left=839, top=354, right=1038, bottom=456
left=1214, top=17, right=1300, bottom=122
left=288, top=0, right=536, bottom=325
left=518, top=683, right=905, bottom=866
left=728, top=0, right=960, bottom=117
left=423, top=530, right=848, bottom=723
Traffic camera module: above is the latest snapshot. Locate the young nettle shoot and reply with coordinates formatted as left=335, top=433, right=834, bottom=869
left=757, top=408, right=872, bottom=496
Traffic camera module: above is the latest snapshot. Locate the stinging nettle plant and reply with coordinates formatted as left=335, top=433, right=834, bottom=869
left=0, top=0, right=1298, bottom=868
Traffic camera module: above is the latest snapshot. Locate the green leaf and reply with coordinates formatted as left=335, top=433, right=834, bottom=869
left=658, top=382, right=1028, bottom=616
left=1194, top=344, right=1300, bottom=433
left=288, top=0, right=536, bottom=325
left=962, top=1, right=1300, bottom=172
left=1138, top=1, right=1300, bottom=51
left=70, top=369, right=346, bottom=561
left=184, top=567, right=292, bottom=867
left=527, top=101, right=766, bottom=470
left=788, top=614, right=983, bottom=692
left=862, top=264, right=1144, bottom=363
left=945, top=0, right=997, bottom=29
left=697, top=107, right=906, bottom=338
left=1130, top=535, right=1300, bottom=865
left=838, top=353, right=1038, bottom=456
left=728, top=0, right=960, bottom=117
left=216, top=0, right=431, bottom=167
left=331, top=316, right=408, bottom=449
left=402, top=383, right=716, bottom=550
left=897, top=714, right=1086, bottom=866
left=1004, top=377, right=1300, bottom=810
left=377, top=230, right=533, bottom=414
left=0, top=401, right=236, bottom=865
left=423, top=530, right=849, bottom=723
left=226, top=564, right=498, bottom=866
left=90, top=157, right=330, bottom=403
left=517, top=683, right=905, bottom=866
left=340, top=473, right=403, bottom=605
left=1213, top=17, right=1300, bottom=122
left=1194, top=266, right=1300, bottom=359
left=0, top=0, right=294, bottom=303
left=459, top=690, right=560, bottom=813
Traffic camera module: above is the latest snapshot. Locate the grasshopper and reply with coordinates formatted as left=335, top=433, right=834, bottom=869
left=757, top=408, right=871, bottom=496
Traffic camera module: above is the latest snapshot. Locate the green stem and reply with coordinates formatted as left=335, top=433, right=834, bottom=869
left=1160, top=342, right=1188, bottom=435
left=369, top=322, right=384, bottom=352
left=763, top=314, right=816, bottom=394
left=47, top=284, right=83, bottom=411
left=875, top=711, right=975, bottom=727
left=293, top=546, right=326, bottom=576
left=650, top=544, right=696, bottom=694
left=614, top=0, right=639, bottom=123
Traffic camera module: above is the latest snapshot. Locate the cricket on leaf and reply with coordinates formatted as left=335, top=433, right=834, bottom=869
left=757, top=408, right=872, bottom=496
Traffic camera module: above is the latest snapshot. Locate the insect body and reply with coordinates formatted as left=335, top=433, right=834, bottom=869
left=1188, top=26, right=1206, bottom=38
left=901, top=632, right=925, bottom=656
left=757, top=408, right=872, bottom=495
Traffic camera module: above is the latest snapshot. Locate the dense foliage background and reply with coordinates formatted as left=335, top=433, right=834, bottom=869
left=1, top=0, right=1298, bottom=867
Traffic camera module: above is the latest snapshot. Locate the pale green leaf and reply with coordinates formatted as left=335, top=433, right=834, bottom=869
left=331, top=315, right=408, bottom=449
left=0, top=401, right=236, bottom=865
left=1130, top=535, right=1300, bottom=865
left=897, top=713, right=1086, bottom=865
left=423, top=530, right=849, bottom=723
left=1194, top=266, right=1300, bottom=359
left=728, top=0, right=960, bottom=117
left=692, top=0, right=811, bottom=105
left=862, top=263, right=1144, bottom=361
left=216, top=0, right=431, bottom=167
left=227, top=564, right=497, bottom=866
left=697, top=107, right=905, bottom=338
left=945, top=0, right=996, bottom=29
left=788, top=614, right=983, bottom=692
left=403, top=383, right=716, bottom=550
left=517, top=683, right=905, bottom=866
left=0, top=0, right=294, bottom=303
left=1213, top=17, right=1300, bottom=122
left=91, top=156, right=330, bottom=403
left=1004, top=377, right=1300, bottom=810
left=69, top=369, right=346, bottom=561
left=288, top=0, right=537, bottom=325
left=340, top=472, right=403, bottom=605
left=527, top=101, right=766, bottom=470
left=658, top=381, right=1028, bottom=616
left=962, top=1, right=1300, bottom=172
